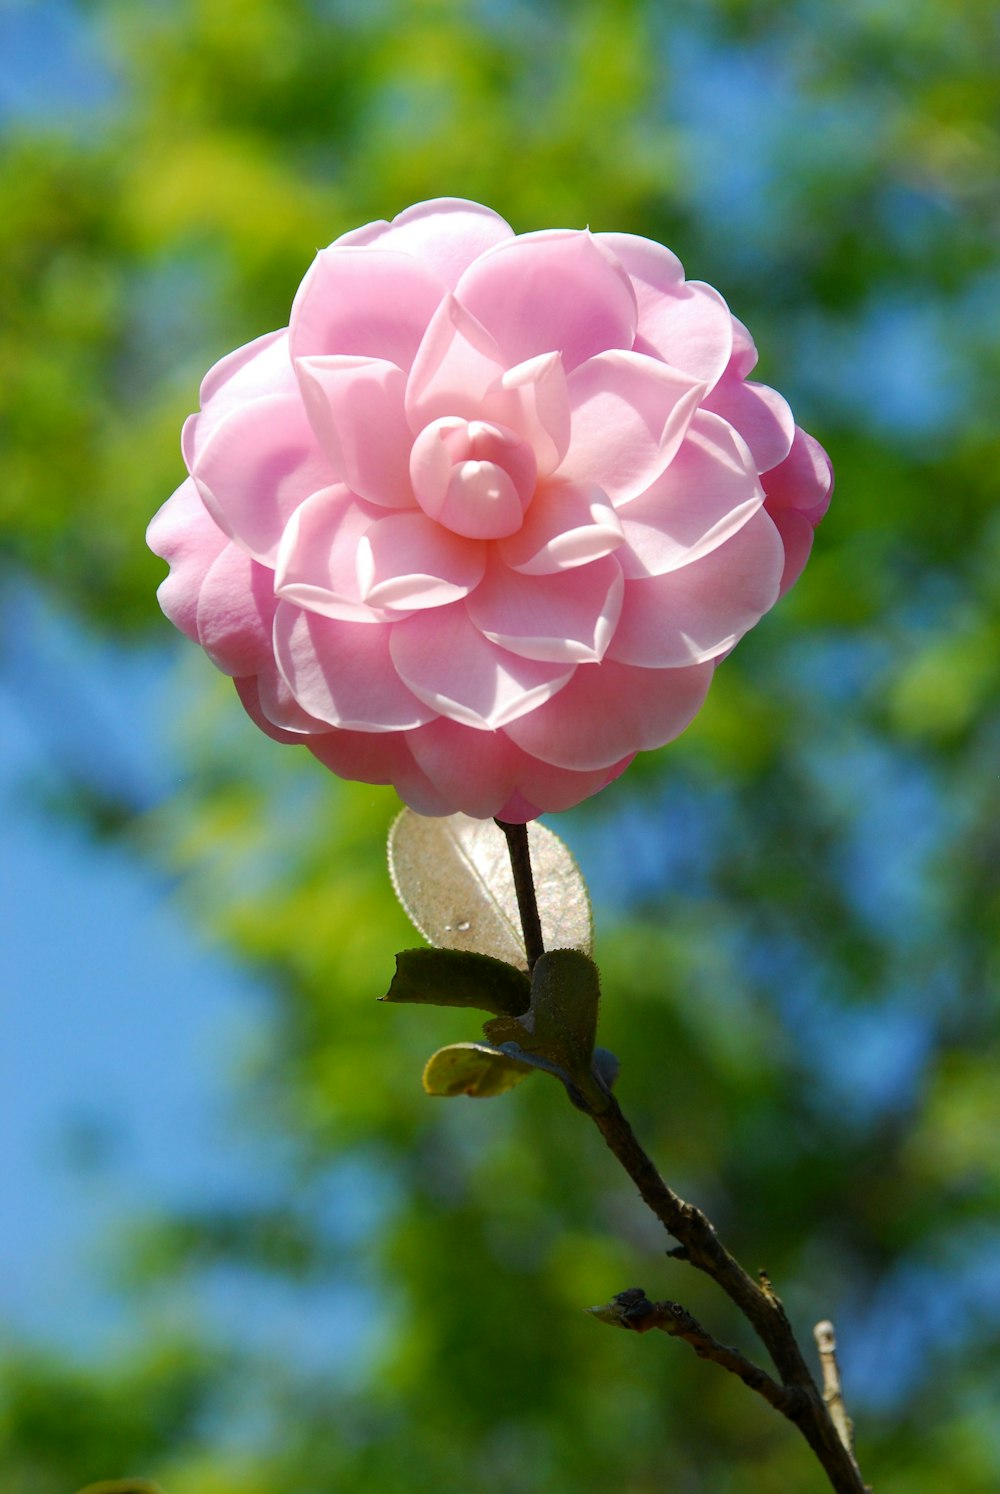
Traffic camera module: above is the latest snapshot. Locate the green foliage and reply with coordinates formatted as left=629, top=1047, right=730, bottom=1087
left=5, top=0, right=1000, bottom=1489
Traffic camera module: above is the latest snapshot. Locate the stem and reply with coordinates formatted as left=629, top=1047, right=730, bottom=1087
left=494, top=820, right=868, bottom=1493
left=495, top=819, right=545, bottom=970
left=590, top=1098, right=869, bottom=1493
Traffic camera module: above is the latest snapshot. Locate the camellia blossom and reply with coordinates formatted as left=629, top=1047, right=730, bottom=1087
left=148, top=198, right=832, bottom=822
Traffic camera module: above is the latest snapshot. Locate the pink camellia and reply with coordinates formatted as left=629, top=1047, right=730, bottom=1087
left=148, top=198, right=831, bottom=822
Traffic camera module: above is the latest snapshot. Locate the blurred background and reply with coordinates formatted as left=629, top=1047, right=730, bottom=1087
left=2, top=0, right=998, bottom=1489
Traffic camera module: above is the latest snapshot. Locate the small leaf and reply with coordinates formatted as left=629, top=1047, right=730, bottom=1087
left=484, top=949, right=614, bottom=1112
left=388, top=810, right=592, bottom=970
left=422, top=1042, right=536, bottom=1098
left=384, top=948, right=531, bottom=1016
left=485, top=948, right=601, bottom=1075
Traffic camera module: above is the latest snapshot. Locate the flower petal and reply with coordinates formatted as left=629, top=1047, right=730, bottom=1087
left=467, top=553, right=624, bottom=663
left=481, top=351, right=572, bottom=476
left=273, top=602, right=434, bottom=731
left=504, top=658, right=716, bottom=770
left=307, top=726, right=454, bottom=814
left=274, top=485, right=390, bottom=623
left=498, top=480, right=624, bottom=575
left=357, top=511, right=486, bottom=610
left=406, top=717, right=633, bottom=820
left=617, top=410, right=763, bottom=578
left=455, top=229, right=638, bottom=372
left=295, top=355, right=414, bottom=507
left=389, top=602, right=573, bottom=729
left=196, top=544, right=276, bottom=677
left=405, top=293, right=506, bottom=427
left=251, top=657, right=334, bottom=735
left=633, top=282, right=734, bottom=390
left=762, top=426, right=834, bottom=520
left=192, top=392, right=334, bottom=564
left=147, top=478, right=229, bottom=641
left=235, top=674, right=316, bottom=744
left=334, top=198, right=514, bottom=289
left=608, top=508, right=784, bottom=667
left=559, top=350, right=705, bottom=504
left=597, top=231, right=686, bottom=292
left=704, top=376, right=795, bottom=475
left=597, top=234, right=733, bottom=387
left=289, top=247, right=447, bottom=370
left=769, top=508, right=818, bottom=598
left=183, top=329, right=296, bottom=469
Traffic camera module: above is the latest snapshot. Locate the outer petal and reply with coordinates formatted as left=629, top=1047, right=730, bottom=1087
left=762, top=427, right=833, bottom=596
left=235, top=675, right=313, bottom=744
left=406, top=717, right=633, bottom=820
left=769, top=508, right=818, bottom=598
left=617, top=410, right=763, bottom=578
left=389, top=602, right=573, bottom=730
left=455, top=229, right=638, bottom=372
left=633, top=282, right=734, bottom=390
left=597, top=231, right=685, bottom=293
left=480, top=351, right=572, bottom=477
left=244, top=660, right=333, bottom=736
left=762, top=426, right=834, bottom=521
left=307, top=727, right=455, bottom=814
left=333, top=198, right=514, bottom=289
left=559, top=350, right=705, bottom=504
left=196, top=544, right=276, bottom=676
left=357, top=511, right=486, bottom=610
left=147, top=478, right=228, bottom=641
left=295, top=355, right=414, bottom=507
left=289, top=247, right=447, bottom=370
left=192, top=392, right=334, bottom=565
left=504, top=658, right=716, bottom=771
left=596, top=234, right=733, bottom=387
left=405, top=294, right=506, bottom=428
left=274, top=485, right=390, bottom=623
left=466, top=553, right=624, bottom=664
left=704, top=376, right=795, bottom=475
left=182, top=329, right=296, bottom=470
left=273, top=602, right=434, bottom=731
left=608, top=508, right=785, bottom=668
left=497, top=480, right=624, bottom=575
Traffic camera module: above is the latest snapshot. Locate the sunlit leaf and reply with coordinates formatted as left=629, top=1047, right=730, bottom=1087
left=388, top=811, right=592, bottom=970
left=422, top=1041, right=536, bottom=1098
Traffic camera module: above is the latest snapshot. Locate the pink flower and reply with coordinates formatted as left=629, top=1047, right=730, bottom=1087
left=148, top=198, right=831, bottom=822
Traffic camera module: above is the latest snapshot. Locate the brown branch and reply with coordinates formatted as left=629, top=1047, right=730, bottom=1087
left=589, top=1287, right=804, bottom=1419
left=495, top=824, right=871, bottom=1492
left=588, top=1096, right=870, bottom=1493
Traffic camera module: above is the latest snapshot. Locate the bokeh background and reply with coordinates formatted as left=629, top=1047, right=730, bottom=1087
left=2, top=0, right=999, bottom=1489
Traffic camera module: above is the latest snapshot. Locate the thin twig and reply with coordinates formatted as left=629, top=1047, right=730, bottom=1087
left=589, top=1287, right=804, bottom=1419
left=495, top=819, right=545, bottom=969
left=814, top=1320, right=862, bottom=1472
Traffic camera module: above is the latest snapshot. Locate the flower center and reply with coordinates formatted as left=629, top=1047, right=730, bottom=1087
left=409, top=417, right=537, bottom=540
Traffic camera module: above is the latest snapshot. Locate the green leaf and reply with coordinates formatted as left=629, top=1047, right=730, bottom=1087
left=387, top=810, right=592, bottom=970
left=483, top=949, right=614, bottom=1111
left=383, top=948, right=531, bottom=1016
left=422, top=1042, right=537, bottom=1098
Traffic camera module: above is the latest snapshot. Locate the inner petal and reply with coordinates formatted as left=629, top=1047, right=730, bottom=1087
left=409, top=417, right=537, bottom=539
left=390, top=602, right=574, bottom=729
left=498, top=480, right=624, bottom=575
left=356, top=510, right=487, bottom=610
left=466, top=552, right=625, bottom=664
